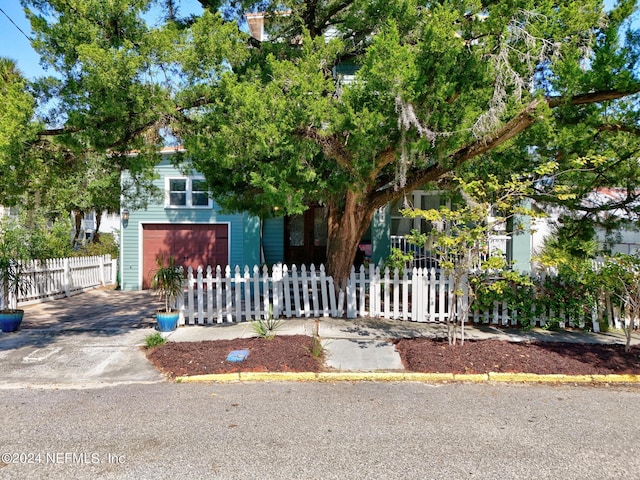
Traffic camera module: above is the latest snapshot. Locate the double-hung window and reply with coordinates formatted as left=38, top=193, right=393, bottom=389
left=166, top=177, right=212, bottom=208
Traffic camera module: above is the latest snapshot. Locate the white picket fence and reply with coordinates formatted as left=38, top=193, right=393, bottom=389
left=0, top=255, right=117, bottom=309
left=181, top=263, right=603, bottom=329
left=181, top=263, right=470, bottom=326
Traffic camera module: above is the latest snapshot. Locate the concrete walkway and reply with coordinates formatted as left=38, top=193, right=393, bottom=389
left=1, top=289, right=639, bottom=387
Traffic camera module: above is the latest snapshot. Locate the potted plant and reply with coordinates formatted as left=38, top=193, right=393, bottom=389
left=0, top=219, right=31, bottom=332
left=150, top=255, right=185, bottom=332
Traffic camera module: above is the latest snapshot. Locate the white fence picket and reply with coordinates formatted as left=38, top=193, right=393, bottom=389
left=3, top=255, right=116, bottom=308
left=177, top=262, right=604, bottom=330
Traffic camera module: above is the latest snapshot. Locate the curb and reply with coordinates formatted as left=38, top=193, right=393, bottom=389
left=175, top=371, right=640, bottom=384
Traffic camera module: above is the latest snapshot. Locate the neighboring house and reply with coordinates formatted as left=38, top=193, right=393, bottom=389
left=72, top=210, right=120, bottom=245
left=531, top=189, right=640, bottom=258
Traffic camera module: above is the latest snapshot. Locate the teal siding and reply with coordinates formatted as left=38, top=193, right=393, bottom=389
left=243, top=214, right=261, bottom=267
left=262, top=216, right=284, bottom=265
left=371, top=206, right=390, bottom=267
left=510, top=208, right=532, bottom=273
left=120, top=156, right=259, bottom=290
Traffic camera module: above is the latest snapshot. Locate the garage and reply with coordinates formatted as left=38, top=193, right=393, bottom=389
left=142, top=224, right=229, bottom=288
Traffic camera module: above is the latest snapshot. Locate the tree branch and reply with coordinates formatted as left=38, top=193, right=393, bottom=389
left=368, top=88, right=640, bottom=210
left=297, top=126, right=353, bottom=170
left=596, top=123, right=640, bottom=136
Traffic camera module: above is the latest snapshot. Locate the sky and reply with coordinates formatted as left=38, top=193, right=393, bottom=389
left=0, top=0, right=635, bottom=81
left=0, top=0, right=204, bottom=80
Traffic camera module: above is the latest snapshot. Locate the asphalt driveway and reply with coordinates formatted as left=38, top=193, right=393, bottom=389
left=0, top=289, right=165, bottom=389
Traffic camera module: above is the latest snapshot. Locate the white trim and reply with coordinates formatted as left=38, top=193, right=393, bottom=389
left=164, top=176, right=213, bottom=209
left=138, top=221, right=231, bottom=290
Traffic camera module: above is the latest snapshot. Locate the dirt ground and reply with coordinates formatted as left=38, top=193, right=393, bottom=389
left=146, top=334, right=640, bottom=378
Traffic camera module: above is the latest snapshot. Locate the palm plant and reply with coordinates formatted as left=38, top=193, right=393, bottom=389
left=150, top=255, right=185, bottom=312
left=0, top=219, right=31, bottom=312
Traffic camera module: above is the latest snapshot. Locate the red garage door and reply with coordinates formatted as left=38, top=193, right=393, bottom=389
left=142, top=224, right=229, bottom=289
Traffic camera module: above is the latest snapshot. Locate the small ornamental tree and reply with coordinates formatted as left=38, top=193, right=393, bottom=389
left=599, top=254, right=640, bottom=352
left=403, top=175, right=538, bottom=345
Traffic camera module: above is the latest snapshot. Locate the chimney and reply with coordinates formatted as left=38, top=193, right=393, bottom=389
left=246, top=13, right=265, bottom=41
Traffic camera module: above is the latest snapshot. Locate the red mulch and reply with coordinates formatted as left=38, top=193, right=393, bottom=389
left=393, top=338, right=640, bottom=375
left=146, top=335, right=323, bottom=377
left=145, top=335, right=640, bottom=378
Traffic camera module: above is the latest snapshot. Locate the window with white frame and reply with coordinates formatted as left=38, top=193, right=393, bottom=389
left=165, top=177, right=212, bottom=208
left=390, top=191, right=448, bottom=237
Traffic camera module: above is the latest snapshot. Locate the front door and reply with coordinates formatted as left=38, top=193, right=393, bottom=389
left=284, top=205, right=328, bottom=266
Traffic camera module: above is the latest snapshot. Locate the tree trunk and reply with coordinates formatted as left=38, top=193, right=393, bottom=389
left=72, top=211, right=84, bottom=248
left=324, top=191, right=376, bottom=292
left=93, top=211, right=102, bottom=243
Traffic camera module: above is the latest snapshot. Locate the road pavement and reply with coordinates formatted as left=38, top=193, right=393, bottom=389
left=0, top=382, right=639, bottom=479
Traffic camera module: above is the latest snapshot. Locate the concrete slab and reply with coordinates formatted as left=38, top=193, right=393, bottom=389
left=0, top=328, right=165, bottom=389
left=323, top=339, right=404, bottom=372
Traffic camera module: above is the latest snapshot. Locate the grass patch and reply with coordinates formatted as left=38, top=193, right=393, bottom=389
left=145, top=332, right=167, bottom=348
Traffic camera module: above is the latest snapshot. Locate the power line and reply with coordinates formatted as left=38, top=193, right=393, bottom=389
left=0, top=6, right=32, bottom=42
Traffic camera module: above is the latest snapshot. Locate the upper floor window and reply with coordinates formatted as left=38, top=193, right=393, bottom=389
left=165, top=177, right=212, bottom=208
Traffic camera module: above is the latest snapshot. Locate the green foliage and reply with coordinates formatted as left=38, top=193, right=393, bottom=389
left=307, top=334, right=324, bottom=359
left=472, top=270, right=537, bottom=330
left=305, top=319, right=324, bottom=359
left=382, top=248, right=414, bottom=277
left=74, top=233, right=119, bottom=259
left=0, top=217, right=36, bottom=310
left=0, top=59, right=39, bottom=205
left=17, top=0, right=640, bottom=290
left=144, top=332, right=166, bottom=349
left=598, top=253, right=640, bottom=351
left=251, top=309, right=282, bottom=340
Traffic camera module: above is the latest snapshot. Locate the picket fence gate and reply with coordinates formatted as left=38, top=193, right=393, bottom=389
left=0, top=255, right=118, bottom=309
left=181, top=263, right=603, bottom=330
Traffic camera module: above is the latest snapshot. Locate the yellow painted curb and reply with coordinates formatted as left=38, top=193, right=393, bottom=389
left=173, top=371, right=640, bottom=385
left=176, top=373, right=240, bottom=383
left=453, top=373, right=490, bottom=383
left=402, top=372, right=455, bottom=383
left=317, top=372, right=406, bottom=382
left=590, top=374, right=640, bottom=383
left=239, top=372, right=318, bottom=382
left=489, top=373, right=594, bottom=383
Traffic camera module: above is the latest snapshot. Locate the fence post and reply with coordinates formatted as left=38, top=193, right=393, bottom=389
left=235, top=266, right=243, bottom=322
left=186, top=267, right=195, bottom=326
left=206, top=266, right=213, bottom=324
left=319, top=264, right=329, bottom=317
left=243, top=265, right=252, bottom=321
left=301, top=265, right=310, bottom=317
left=346, top=266, right=357, bottom=318
left=99, top=255, right=106, bottom=286
left=272, top=264, right=281, bottom=319
left=64, top=258, right=71, bottom=297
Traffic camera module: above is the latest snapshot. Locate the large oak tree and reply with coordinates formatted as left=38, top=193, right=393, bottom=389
left=19, top=0, right=640, bottom=288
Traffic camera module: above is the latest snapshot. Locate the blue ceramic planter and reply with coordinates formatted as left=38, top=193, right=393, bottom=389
left=0, top=310, right=24, bottom=332
left=156, top=311, right=179, bottom=332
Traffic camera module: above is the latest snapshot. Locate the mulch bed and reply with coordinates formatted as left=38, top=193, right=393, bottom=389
left=393, top=338, right=640, bottom=375
left=146, top=335, right=323, bottom=377
left=146, top=335, right=640, bottom=378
